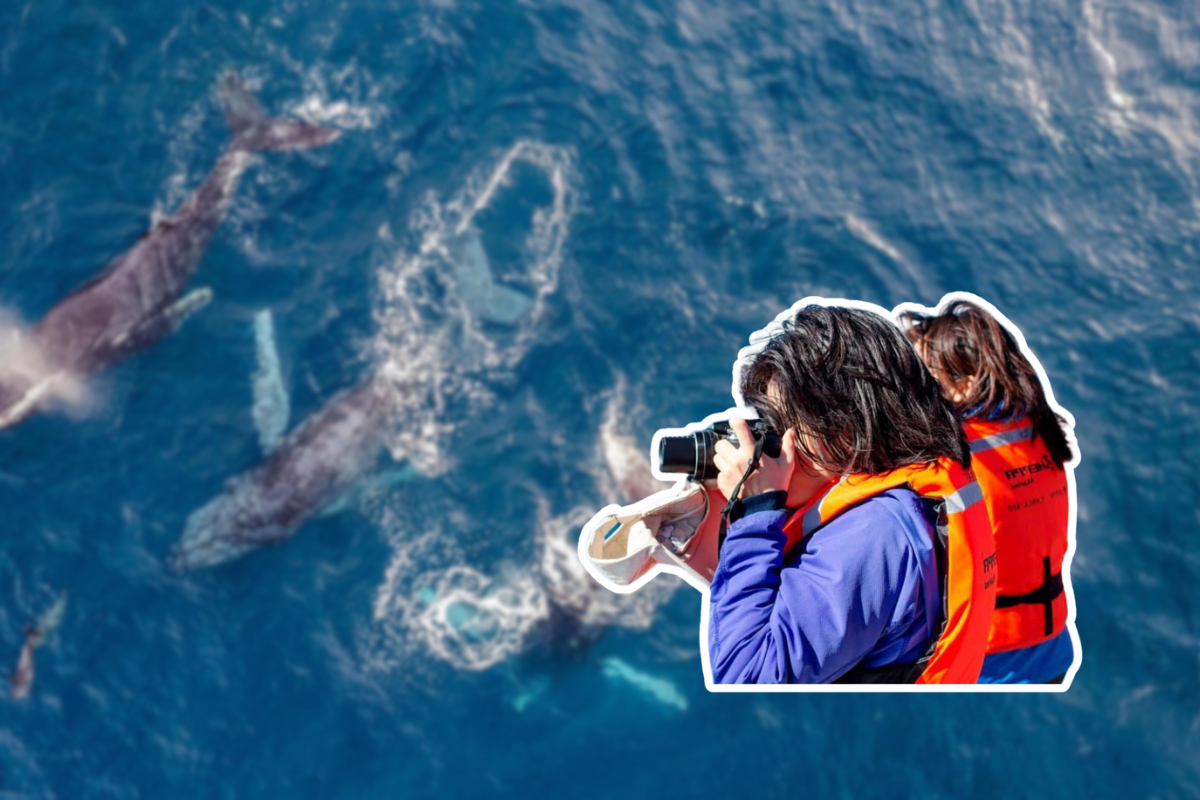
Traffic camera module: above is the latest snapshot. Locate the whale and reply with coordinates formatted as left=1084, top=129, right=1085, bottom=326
left=600, top=657, right=688, bottom=712
left=172, top=307, right=425, bottom=571
left=10, top=589, right=68, bottom=702
left=0, top=73, right=339, bottom=431
left=171, top=373, right=392, bottom=571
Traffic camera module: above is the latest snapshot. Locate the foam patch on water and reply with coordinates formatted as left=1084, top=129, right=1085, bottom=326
left=596, top=378, right=670, bottom=506
left=288, top=95, right=382, bottom=131
left=277, top=56, right=389, bottom=132
left=371, top=140, right=576, bottom=475
left=1083, top=0, right=1135, bottom=113
left=377, top=565, right=549, bottom=672
left=363, top=403, right=674, bottom=675
left=363, top=416, right=674, bottom=676
left=366, top=501, right=675, bottom=674
left=1080, top=0, right=1200, bottom=218
left=358, top=146, right=597, bottom=675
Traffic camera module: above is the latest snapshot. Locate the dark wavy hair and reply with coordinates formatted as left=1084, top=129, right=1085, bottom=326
left=739, top=305, right=970, bottom=474
left=900, top=300, right=1074, bottom=468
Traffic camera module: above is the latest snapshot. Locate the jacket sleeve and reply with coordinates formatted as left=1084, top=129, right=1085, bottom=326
left=707, top=493, right=922, bottom=684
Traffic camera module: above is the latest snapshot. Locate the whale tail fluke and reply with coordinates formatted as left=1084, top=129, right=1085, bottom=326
left=221, top=72, right=341, bottom=152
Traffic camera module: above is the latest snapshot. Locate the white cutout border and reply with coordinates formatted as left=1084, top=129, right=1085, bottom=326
left=578, top=293, right=1083, bottom=692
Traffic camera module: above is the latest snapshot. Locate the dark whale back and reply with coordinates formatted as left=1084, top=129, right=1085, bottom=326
left=233, top=379, right=388, bottom=540
left=0, top=74, right=338, bottom=432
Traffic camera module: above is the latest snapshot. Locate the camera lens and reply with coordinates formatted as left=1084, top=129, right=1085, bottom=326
left=657, top=431, right=720, bottom=480
left=655, top=421, right=780, bottom=481
left=658, top=436, right=699, bottom=476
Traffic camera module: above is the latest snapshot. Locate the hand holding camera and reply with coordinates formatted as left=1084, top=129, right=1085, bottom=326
left=712, top=418, right=798, bottom=502
left=655, top=415, right=798, bottom=502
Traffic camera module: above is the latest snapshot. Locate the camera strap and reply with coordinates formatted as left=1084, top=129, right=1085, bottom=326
left=717, top=433, right=768, bottom=553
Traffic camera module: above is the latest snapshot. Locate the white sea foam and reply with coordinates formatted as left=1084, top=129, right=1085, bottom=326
left=366, top=500, right=676, bottom=674
left=362, top=142, right=578, bottom=673
left=360, top=152, right=680, bottom=674
left=960, top=0, right=1066, bottom=147
left=371, top=140, right=576, bottom=474
left=280, top=56, right=390, bottom=130
left=1079, top=0, right=1200, bottom=217
left=596, top=381, right=669, bottom=506
left=377, top=565, right=549, bottom=672
left=1083, top=0, right=1135, bottom=113
left=288, top=94, right=382, bottom=131
left=364, top=413, right=675, bottom=675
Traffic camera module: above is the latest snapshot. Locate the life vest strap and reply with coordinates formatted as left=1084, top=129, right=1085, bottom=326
left=994, top=556, right=1064, bottom=636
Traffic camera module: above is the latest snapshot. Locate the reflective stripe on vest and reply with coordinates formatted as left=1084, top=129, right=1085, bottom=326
left=965, top=418, right=1070, bottom=654
left=969, top=425, right=1034, bottom=454
left=780, top=459, right=997, bottom=685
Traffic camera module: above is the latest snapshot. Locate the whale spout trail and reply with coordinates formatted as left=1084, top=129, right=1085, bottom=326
left=0, top=310, right=91, bottom=430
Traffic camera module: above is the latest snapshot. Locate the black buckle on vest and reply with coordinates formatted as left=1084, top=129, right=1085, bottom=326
left=995, top=556, right=1064, bottom=636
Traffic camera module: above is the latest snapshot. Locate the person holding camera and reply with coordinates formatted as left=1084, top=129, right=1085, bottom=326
left=707, top=304, right=996, bottom=684
left=902, top=300, right=1075, bottom=684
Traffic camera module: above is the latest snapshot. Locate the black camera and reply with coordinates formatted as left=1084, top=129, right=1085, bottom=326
left=657, top=419, right=782, bottom=481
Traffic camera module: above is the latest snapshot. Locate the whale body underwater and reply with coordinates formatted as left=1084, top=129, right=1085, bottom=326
left=0, top=74, right=339, bottom=431
left=171, top=373, right=391, bottom=572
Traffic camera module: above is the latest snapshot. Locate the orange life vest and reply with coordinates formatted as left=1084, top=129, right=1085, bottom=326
left=965, top=417, right=1070, bottom=654
left=781, top=459, right=997, bottom=684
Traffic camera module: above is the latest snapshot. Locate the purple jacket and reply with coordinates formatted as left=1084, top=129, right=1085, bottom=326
left=708, top=488, right=943, bottom=684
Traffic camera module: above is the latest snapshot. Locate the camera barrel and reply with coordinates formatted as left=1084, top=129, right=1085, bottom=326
left=657, top=431, right=719, bottom=480
left=656, top=422, right=781, bottom=481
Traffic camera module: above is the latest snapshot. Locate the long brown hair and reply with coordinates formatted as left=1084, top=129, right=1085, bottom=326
left=740, top=305, right=970, bottom=474
left=901, top=300, right=1074, bottom=468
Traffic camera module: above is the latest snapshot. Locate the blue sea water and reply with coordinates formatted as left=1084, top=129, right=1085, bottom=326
left=1, top=0, right=1199, bottom=796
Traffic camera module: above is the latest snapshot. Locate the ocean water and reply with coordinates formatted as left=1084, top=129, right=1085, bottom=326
left=1, top=0, right=1198, bottom=797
